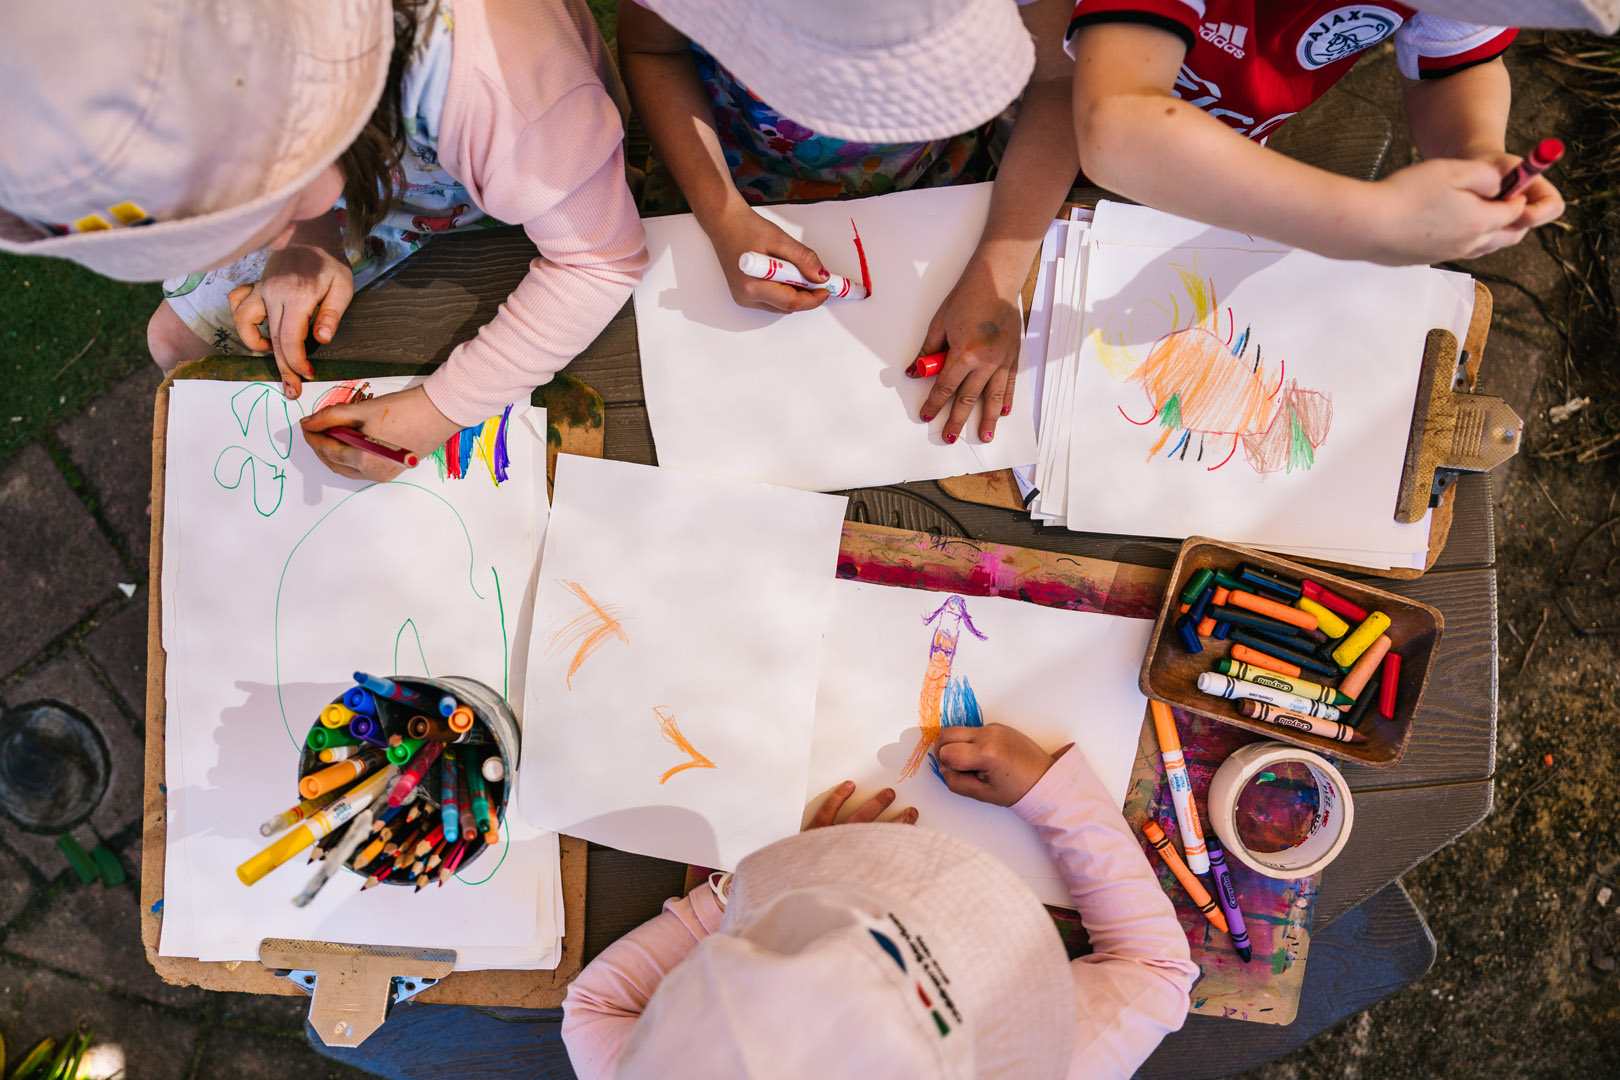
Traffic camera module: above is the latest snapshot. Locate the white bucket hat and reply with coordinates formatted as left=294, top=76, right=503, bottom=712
left=1411, top=0, right=1618, bottom=32
left=614, top=823, right=1077, bottom=1080
left=638, top=0, right=1036, bottom=144
left=0, top=0, right=394, bottom=282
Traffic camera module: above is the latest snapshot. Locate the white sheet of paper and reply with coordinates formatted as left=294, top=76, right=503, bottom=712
left=159, top=377, right=557, bottom=968
left=520, top=455, right=848, bottom=869
left=806, top=581, right=1153, bottom=908
left=1062, top=203, right=1441, bottom=560
left=635, top=183, right=1039, bottom=491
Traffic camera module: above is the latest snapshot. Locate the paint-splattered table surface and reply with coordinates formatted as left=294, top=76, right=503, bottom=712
left=316, top=226, right=1498, bottom=1068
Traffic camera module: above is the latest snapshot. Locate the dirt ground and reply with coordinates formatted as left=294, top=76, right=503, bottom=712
left=1251, top=35, right=1620, bottom=1080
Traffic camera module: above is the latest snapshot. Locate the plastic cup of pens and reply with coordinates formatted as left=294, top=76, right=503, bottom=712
left=292, top=674, right=518, bottom=892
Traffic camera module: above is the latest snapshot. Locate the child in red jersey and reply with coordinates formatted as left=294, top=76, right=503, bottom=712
left=1067, top=2, right=1566, bottom=264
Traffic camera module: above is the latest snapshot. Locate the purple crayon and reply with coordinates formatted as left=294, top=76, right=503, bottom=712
left=343, top=687, right=378, bottom=717
left=1206, top=835, right=1251, bottom=962
left=354, top=672, right=423, bottom=707
left=348, top=713, right=389, bottom=749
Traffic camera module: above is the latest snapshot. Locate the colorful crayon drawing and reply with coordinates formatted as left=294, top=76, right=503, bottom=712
left=546, top=580, right=629, bottom=689
left=899, top=595, right=987, bottom=782
left=428, top=405, right=516, bottom=486
left=311, top=379, right=374, bottom=412
left=1093, top=258, right=1333, bottom=475
left=213, top=382, right=302, bottom=516
left=653, top=705, right=716, bottom=783
left=925, top=675, right=984, bottom=782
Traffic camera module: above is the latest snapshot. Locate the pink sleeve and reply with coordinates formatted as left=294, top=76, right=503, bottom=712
left=561, top=882, right=727, bottom=1080
left=424, top=79, right=647, bottom=427
left=1011, top=747, right=1202, bottom=1079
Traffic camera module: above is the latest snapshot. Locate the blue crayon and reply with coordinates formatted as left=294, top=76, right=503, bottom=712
left=348, top=713, right=389, bottom=748
left=342, top=687, right=378, bottom=717
left=1186, top=585, right=1216, bottom=626
left=354, top=672, right=423, bottom=707
left=439, top=694, right=458, bottom=718
left=1206, top=835, right=1251, bottom=962
left=1175, top=614, right=1203, bottom=654
left=1212, top=620, right=1231, bottom=641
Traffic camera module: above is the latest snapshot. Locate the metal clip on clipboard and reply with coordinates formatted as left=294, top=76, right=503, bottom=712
left=260, top=939, right=457, bottom=1047
left=1395, top=328, right=1523, bottom=524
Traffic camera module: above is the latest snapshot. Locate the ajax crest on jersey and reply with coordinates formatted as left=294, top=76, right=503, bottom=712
left=1295, top=6, right=1403, bottom=70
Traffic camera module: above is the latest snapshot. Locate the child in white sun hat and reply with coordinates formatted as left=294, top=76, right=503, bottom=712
left=561, top=722, right=1200, bottom=1080
left=0, top=0, right=645, bottom=483
left=620, top=0, right=1082, bottom=449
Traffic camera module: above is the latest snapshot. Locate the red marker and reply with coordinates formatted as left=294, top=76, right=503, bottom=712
left=1496, top=138, right=1563, bottom=200
left=906, top=351, right=947, bottom=379
left=323, top=427, right=419, bottom=468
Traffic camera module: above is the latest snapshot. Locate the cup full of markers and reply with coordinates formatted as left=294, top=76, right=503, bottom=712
left=236, top=673, right=519, bottom=905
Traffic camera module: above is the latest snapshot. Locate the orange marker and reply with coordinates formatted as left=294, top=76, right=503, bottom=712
left=1150, top=702, right=1208, bottom=874
left=1339, top=634, right=1391, bottom=700
left=447, top=705, right=476, bottom=733
left=1228, top=590, right=1317, bottom=631
left=298, top=750, right=382, bottom=800
left=1230, top=643, right=1300, bottom=677
left=1143, top=821, right=1228, bottom=933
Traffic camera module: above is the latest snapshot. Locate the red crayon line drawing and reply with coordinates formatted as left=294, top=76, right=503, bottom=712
left=546, top=580, right=629, bottom=688
left=899, top=595, right=987, bottom=782
left=1092, top=258, right=1333, bottom=475
left=654, top=705, right=716, bottom=784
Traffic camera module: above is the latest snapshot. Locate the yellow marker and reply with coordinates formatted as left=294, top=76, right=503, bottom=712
left=1332, top=611, right=1392, bottom=670
left=1294, top=597, right=1349, bottom=640
left=237, top=771, right=392, bottom=886
left=320, top=703, right=356, bottom=729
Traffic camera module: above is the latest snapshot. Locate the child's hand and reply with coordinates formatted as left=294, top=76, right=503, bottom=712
left=934, top=723, right=1068, bottom=807
left=300, top=385, right=461, bottom=483
left=229, top=232, right=354, bottom=400
left=1366, top=158, right=1534, bottom=265
left=1473, top=150, right=1566, bottom=238
left=803, top=781, right=919, bottom=829
left=706, top=203, right=832, bottom=314
left=915, top=259, right=1022, bottom=444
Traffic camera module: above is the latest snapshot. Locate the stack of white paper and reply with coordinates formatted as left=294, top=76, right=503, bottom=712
left=1023, top=201, right=1475, bottom=570
left=160, top=378, right=562, bottom=969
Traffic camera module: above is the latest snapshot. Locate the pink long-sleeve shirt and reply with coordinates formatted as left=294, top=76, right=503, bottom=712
left=421, top=0, right=647, bottom=427
left=562, top=749, right=1201, bottom=1079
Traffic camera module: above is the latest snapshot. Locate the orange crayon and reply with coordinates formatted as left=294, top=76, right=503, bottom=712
left=1230, top=643, right=1300, bottom=677
left=1339, top=634, right=1391, bottom=700
left=1143, top=821, right=1228, bottom=933
left=1228, top=590, right=1317, bottom=631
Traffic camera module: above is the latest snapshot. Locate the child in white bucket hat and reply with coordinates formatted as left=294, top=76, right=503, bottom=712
left=562, top=722, right=1200, bottom=1079
left=0, top=0, right=645, bottom=483
left=621, top=0, right=1081, bottom=450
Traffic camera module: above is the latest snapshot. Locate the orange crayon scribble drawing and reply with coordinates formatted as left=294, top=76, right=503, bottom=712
left=546, top=580, right=628, bottom=689
left=1103, top=256, right=1332, bottom=475
left=899, top=595, right=986, bottom=782
left=654, top=706, right=716, bottom=784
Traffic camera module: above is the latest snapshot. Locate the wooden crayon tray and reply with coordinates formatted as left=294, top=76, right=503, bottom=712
left=1139, top=537, right=1443, bottom=767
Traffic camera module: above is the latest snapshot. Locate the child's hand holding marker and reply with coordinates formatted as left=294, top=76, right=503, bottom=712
left=706, top=204, right=833, bottom=314
left=909, top=262, right=1023, bottom=445
left=301, top=386, right=461, bottom=483
left=934, top=723, right=1070, bottom=807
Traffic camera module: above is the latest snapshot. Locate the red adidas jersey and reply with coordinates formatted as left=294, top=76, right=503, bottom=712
left=1067, top=1, right=1516, bottom=142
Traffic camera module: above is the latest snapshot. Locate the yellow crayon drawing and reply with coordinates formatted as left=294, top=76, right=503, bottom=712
left=654, top=706, right=716, bottom=784
left=547, top=580, right=628, bottom=688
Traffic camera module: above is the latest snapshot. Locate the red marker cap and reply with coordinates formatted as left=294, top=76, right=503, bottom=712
left=906, top=351, right=946, bottom=379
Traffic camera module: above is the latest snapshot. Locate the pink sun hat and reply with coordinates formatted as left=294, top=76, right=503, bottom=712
left=0, top=0, right=394, bottom=282
left=636, top=0, right=1037, bottom=144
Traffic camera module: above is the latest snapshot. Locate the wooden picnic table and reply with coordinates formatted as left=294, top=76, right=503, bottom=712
left=316, top=218, right=1497, bottom=1075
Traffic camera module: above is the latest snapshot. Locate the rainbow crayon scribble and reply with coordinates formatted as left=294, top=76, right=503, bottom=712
left=429, top=405, right=515, bottom=486
left=899, top=595, right=987, bottom=782
left=654, top=705, right=716, bottom=784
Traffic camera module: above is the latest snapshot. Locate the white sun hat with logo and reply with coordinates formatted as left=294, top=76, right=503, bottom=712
left=635, top=0, right=1036, bottom=143
left=0, top=0, right=394, bottom=283
left=613, top=823, right=1077, bottom=1080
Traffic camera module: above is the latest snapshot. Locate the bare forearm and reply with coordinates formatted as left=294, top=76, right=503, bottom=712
left=971, top=78, right=1080, bottom=291
left=1402, top=60, right=1511, bottom=161
left=620, top=49, right=741, bottom=226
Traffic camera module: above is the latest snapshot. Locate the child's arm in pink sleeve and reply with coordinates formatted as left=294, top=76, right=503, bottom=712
left=1011, top=747, right=1202, bottom=1078
left=425, top=83, right=647, bottom=428
left=561, top=882, right=726, bottom=1080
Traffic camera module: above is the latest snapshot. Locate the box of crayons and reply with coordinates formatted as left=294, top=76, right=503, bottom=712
left=1139, top=538, right=1443, bottom=768
left=243, top=673, right=517, bottom=900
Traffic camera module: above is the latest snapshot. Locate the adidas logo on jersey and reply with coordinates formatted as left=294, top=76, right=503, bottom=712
left=1200, top=21, right=1248, bottom=58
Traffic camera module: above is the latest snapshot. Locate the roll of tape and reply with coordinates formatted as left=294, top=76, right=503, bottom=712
left=1206, top=741, right=1354, bottom=879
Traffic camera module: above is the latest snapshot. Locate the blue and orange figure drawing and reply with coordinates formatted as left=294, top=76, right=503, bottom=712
left=899, top=595, right=987, bottom=783
left=1092, top=258, right=1334, bottom=476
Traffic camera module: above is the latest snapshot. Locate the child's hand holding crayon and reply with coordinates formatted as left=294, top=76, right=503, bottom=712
left=934, top=723, right=1071, bottom=807
left=301, top=386, right=461, bottom=483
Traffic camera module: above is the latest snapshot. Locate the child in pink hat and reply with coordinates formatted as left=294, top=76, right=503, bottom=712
left=0, top=0, right=645, bottom=483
